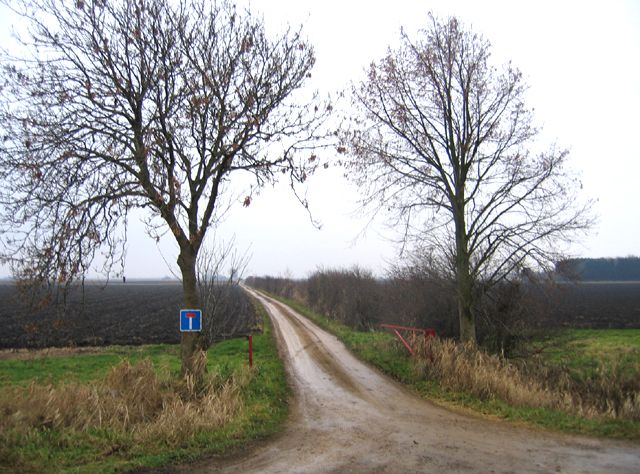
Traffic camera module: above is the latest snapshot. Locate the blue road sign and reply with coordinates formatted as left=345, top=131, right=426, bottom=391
left=180, top=309, right=202, bottom=332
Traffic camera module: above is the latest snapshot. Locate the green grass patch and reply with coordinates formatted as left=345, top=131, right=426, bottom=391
left=532, top=328, right=640, bottom=379
left=0, top=299, right=289, bottom=473
left=0, top=344, right=181, bottom=386
left=269, top=294, right=640, bottom=440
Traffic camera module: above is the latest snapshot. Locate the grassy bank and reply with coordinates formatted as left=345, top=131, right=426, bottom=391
left=272, top=294, right=640, bottom=440
left=533, top=328, right=640, bottom=377
left=0, top=300, right=288, bottom=473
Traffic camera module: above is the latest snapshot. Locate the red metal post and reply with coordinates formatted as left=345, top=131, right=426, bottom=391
left=248, top=335, right=253, bottom=368
left=380, top=323, right=436, bottom=356
left=393, top=329, right=415, bottom=355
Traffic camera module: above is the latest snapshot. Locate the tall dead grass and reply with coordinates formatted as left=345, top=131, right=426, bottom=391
left=557, top=360, right=640, bottom=421
left=413, top=337, right=640, bottom=421
left=0, top=353, right=247, bottom=445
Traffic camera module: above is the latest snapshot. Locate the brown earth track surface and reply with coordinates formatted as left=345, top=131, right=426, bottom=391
left=172, top=289, right=640, bottom=474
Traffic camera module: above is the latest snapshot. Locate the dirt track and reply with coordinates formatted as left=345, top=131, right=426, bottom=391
left=192, top=290, right=640, bottom=473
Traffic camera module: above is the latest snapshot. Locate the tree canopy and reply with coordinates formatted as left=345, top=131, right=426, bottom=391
left=342, top=14, right=592, bottom=341
left=0, top=0, right=330, bottom=375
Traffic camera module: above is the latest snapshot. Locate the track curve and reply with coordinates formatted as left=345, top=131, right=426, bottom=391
left=192, top=290, right=640, bottom=473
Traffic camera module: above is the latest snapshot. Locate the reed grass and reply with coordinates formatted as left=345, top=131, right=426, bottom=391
left=413, top=336, right=640, bottom=421
left=0, top=354, right=245, bottom=445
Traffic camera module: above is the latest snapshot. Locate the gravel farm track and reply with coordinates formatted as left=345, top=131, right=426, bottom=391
left=175, top=289, right=640, bottom=474
left=1, top=280, right=638, bottom=472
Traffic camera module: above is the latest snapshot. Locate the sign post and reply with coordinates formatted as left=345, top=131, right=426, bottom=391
left=180, top=309, right=202, bottom=332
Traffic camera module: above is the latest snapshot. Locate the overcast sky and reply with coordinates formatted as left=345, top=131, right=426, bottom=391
left=2, top=0, right=639, bottom=279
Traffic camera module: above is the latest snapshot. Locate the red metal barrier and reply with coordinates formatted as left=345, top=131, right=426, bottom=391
left=380, top=323, right=436, bottom=356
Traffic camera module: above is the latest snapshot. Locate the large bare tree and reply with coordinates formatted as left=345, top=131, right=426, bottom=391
left=0, top=0, right=328, bottom=375
left=342, top=15, right=591, bottom=342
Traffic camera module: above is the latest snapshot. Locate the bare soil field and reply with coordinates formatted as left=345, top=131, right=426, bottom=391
left=0, top=280, right=184, bottom=349
left=2, top=280, right=638, bottom=351
left=549, top=282, right=640, bottom=328
left=180, top=290, right=640, bottom=474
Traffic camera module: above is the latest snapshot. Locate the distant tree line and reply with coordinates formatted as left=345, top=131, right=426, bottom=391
left=556, top=257, right=640, bottom=281
left=247, top=264, right=640, bottom=356
left=246, top=267, right=558, bottom=356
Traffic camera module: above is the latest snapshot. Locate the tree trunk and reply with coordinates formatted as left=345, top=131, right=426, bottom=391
left=456, top=256, right=476, bottom=343
left=454, top=200, right=477, bottom=343
left=178, top=248, right=206, bottom=378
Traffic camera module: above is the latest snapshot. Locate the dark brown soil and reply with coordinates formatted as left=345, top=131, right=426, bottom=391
left=0, top=280, right=185, bottom=348
left=548, top=282, right=640, bottom=328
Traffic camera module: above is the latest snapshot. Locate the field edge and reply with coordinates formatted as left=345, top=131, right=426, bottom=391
left=0, top=295, right=291, bottom=473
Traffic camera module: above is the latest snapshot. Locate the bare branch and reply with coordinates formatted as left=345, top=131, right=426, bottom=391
left=342, top=13, right=593, bottom=342
left=0, top=0, right=332, bottom=375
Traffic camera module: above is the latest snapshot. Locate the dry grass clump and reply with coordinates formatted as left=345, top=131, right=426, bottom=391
left=413, top=337, right=640, bottom=421
left=0, top=353, right=246, bottom=445
left=556, top=361, right=640, bottom=420
left=414, top=337, right=562, bottom=409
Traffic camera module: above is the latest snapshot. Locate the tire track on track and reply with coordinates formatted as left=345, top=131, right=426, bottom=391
left=188, top=289, right=640, bottom=474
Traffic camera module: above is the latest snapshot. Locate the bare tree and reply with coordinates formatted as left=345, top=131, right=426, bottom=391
left=342, top=14, right=592, bottom=342
left=0, top=0, right=329, bottom=376
left=196, top=236, right=253, bottom=346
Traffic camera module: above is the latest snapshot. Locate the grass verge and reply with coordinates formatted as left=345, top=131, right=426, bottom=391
left=532, top=328, right=640, bottom=378
left=0, top=299, right=289, bottom=473
left=270, top=294, right=640, bottom=440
